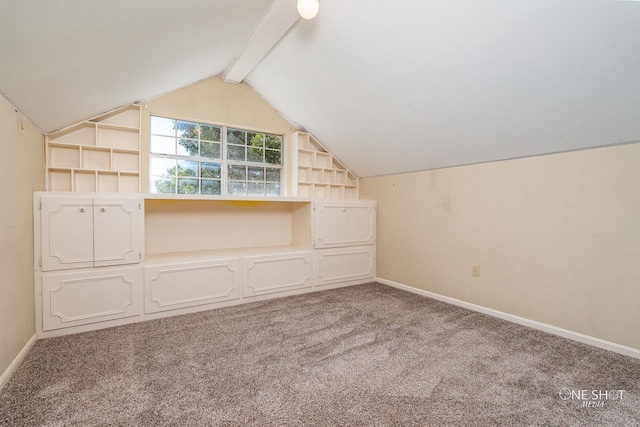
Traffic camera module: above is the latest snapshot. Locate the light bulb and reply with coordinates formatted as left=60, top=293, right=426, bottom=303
left=297, top=0, right=319, bottom=20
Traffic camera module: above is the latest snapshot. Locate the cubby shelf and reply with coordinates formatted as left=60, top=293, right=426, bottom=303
left=292, top=132, right=358, bottom=199
left=46, top=105, right=141, bottom=193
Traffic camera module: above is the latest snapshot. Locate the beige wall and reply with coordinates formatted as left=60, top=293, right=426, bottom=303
left=140, top=76, right=296, bottom=193
left=0, top=101, right=44, bottom=376
left=360, top=143, right=640, bottom=350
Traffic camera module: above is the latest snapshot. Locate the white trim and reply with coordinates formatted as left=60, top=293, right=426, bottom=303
left=377, top=277, right=640, bottom=360
left=0, top=334, right=37, bottom=391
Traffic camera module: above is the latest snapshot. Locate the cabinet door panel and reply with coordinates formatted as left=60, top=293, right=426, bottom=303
left=41, top=266, right=142, bottom=331
left=314, top=204, right=348, bottom=248
left=314, top=201, right=376, bottom=248
left=93, top=197, right=141, bottom=267
left=243, top=252, right=313, bottom=297
left=314, top=246, right=375, bottom=286
left=144, top=258, right=241, bottom=313
left=40, top=197, right=94, bottom=271
left=346, top=205, right=376, bottom=246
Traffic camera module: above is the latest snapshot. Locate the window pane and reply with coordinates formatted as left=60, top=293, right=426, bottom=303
left=228, top=181, right=247, bottom=196
left=150, top=135, right=176, bottom=155
left=228, top=165, right=246, bottom=181
left=201, top=141, right=220, bottom=159
left=177, top=178, right=198, bottom=194
left=177, top=139, right=199, bottom=156
left=176, top=121, right=199, bottom=139
left=265, top=149, right=281, bottom=165
left=201, top=179, right=221, bottom=195
left=266, top=168, right=281, bottom=182
left=150, top=157, right=177, bottom=176
left=247, top=132, right=264, bottom=147
left=248, top=166, right=264, bottom=181
left=201, top=163, right=221, bottom=179
left=227, top=129, right=246, bottom=145
left=265, top=134, right=281, bottom=149
left=248, top=182, right=265, bottom=196
left=247, top=147, right=264, bottom=163
left=150, top=116, right=175, bottom=136
left=227, top=145, right=245, bottom=161
left=200, top=124, right=221, bottom=142
left=266, top=183, right=281, bottom=197
left=177, top=160, right=198, bottom=177
left=152, top=176, right=176, bottom=194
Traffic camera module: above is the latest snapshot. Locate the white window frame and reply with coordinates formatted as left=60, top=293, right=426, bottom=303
left=149, top=116, right=284, bottom=197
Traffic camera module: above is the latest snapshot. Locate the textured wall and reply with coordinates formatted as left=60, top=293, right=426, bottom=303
left=0, top=101, right=44, bottom=378
left=360, top=143, right=640, bottom=350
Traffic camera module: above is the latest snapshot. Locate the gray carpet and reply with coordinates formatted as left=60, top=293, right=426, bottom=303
left=1, top=283, right=639, bottom=426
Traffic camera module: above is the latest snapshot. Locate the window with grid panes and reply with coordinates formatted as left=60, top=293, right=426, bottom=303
left=150, top=116, right=282, bottom=196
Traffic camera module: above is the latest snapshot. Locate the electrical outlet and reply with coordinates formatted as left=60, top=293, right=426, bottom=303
left=471, top=264, right=480, bottom=277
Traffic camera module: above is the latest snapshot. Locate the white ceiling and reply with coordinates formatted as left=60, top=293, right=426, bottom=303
left=1, top=0, right=640, bottom=178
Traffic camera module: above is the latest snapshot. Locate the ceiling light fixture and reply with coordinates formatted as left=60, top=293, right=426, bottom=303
left=297, top=0, right=319, bottom=19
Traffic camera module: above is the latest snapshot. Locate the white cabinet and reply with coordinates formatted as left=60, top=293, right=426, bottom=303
left=313, top=201, right=376, bottom=248
left=39, top=266, right=142, bottom=331
left=243, top=251, right=313, bottom=297
left=37, top=194, right=142, bottom=271
left=144, top=258, right=242, bottom=314
left=314, top=246, right=376, bottom=286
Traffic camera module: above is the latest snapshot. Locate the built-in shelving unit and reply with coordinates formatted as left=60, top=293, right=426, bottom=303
left=46, top=105, right=141, bottom=192
left=292, top=132, right=358, bottom=199
left=33, top=192, right=376, bottom=338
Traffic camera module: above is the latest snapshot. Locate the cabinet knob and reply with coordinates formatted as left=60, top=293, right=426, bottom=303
left=100, top=207, right=106, bottom=212
left=342, top=208, right=348, bottom=212
left=79, top=208, right=85, bottom=213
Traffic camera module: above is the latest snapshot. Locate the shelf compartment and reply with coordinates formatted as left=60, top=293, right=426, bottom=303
left=330, top=185, right=345, bottom=199
left=345, top=187, right=358, bottom=199
left=82, top=147, right=111, bottom=170
left=314, top=184, right=329, bottom=199
left=98, top=126, right=139, bottom=150
left=120, top=173, right=140, bottom=193
left=74, top=170, right=97, bottom=192
left=49, top=123, right=96, bottom=146
left=298, top=151, right=313, bottom=168
left=48, top=169, right=72, bottom=192
left=315, top=153, right=333, bottom=169
left=298, top=167, right=311, bottom=183
left=113, top=151, right=139, bottom=172
left=49, top=145, right=80, bottom=169
left=98, top=171, right=119, bottom=192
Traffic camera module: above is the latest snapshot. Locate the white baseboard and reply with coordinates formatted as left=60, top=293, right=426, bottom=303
left=0, top=334, right=37, bottom=391
left=377, top=277, right=640, bottom=360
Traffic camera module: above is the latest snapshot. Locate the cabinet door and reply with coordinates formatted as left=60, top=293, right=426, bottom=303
left=243, top=251, right=313, bottom=297
left=40, top=197, right=94, bottom=271
left=346, top=205, right=376, bottom=246
left=314, top=202, right=376, bottom=248
left=41, top=266, right=142, bottom=331
left=314, top=204, right=349, bottom=248
left=314, top=246, right=376, bottom=286
left=93, top=197, right=141, bottom=267
left=144, top=258, right=242, bottom=314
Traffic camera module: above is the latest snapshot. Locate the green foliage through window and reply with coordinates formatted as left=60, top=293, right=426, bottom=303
left=150, top=116, right=282, bottom=196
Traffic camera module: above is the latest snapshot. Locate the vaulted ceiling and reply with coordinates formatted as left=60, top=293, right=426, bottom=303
left=1, top=0, right=639, bottom=177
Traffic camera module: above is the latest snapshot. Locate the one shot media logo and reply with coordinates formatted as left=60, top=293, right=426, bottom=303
left=559, top=388, right=626, bottom=408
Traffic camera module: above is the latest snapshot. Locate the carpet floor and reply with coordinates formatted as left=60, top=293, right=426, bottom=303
left=1, top=282, right=639, bottom=426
